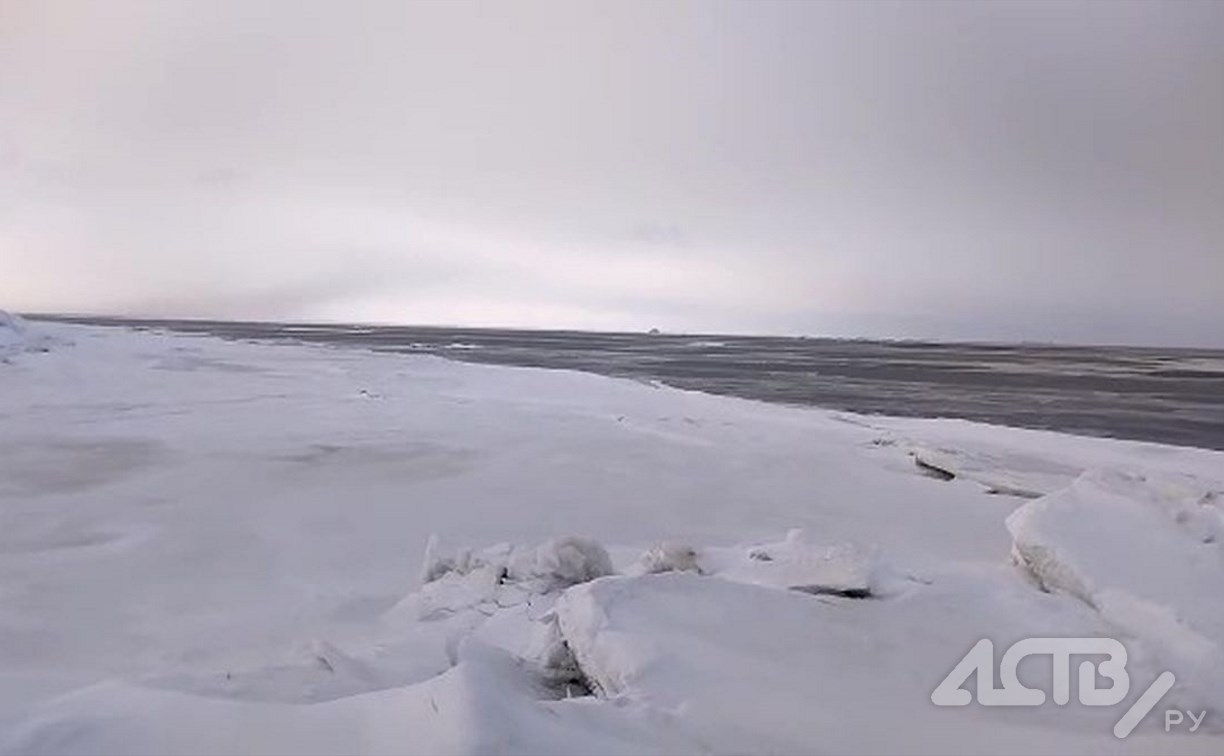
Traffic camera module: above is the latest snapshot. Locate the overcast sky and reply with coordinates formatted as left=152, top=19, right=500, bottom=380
left=2, top=1, right=1222, bottom=345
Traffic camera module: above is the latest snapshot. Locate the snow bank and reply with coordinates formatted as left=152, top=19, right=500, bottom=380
left=1007, top=469, right=1224, bottom=714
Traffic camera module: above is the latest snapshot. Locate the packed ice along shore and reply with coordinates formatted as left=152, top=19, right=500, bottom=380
left=1, top=316, right=1222, bottom=755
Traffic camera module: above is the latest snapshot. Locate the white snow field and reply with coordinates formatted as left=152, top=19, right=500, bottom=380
left=1, top=319, right=1222, bottom=754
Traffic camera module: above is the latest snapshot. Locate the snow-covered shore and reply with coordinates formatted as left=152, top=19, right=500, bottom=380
left=0, top=321, right=1221, bottom=754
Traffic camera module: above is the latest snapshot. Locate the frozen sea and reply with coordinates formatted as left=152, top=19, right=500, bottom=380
left=38, top=316, right=1224, bottom=450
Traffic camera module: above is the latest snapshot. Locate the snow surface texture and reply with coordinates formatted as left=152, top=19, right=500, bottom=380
left=1, top=320, right=1222, bottom=754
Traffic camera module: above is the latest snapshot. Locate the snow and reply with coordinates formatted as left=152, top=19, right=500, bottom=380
left=555, top=572, right=1119, bottom=754
left=703, top=529, right=882, bottom=596
left=404, top=536, right=612, bottom=626
left=1, top=320, right=1222, bottom=753
left=1007, top=469, right=1224, bottom=714
left=4, top=644, right=672, bottom=756
left=626, top=541, right=701, bottom=576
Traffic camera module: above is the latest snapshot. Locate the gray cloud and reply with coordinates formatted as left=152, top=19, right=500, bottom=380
left=1, top=0, right=1221, bottom=345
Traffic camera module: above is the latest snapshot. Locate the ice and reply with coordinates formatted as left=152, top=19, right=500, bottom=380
left=704, top=529, right=883, bottom=597
left=1007, top=468, right=1224, bottom=715
left=0, top=311, right=66, bottom=360
left=2, top=319, right=1223, bottom=753
left=627, top=541, right=701, bottom=575
left=521, top=537, right=616, bottom=589
left=904, top=443, right=1087, bottom=497
left=0, top=310, right=41, bottom=358
left=553, top=571, right=1209, bottom=754
left=3, top=644, right=671, bottom=756
left=409, top=536, right=614, bottom=622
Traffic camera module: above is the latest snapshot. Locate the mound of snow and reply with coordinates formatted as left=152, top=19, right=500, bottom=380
left=1007, top=468, right=1224, bottom=714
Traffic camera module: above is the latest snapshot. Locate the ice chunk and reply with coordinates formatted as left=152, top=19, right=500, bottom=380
left=467, top=606, right=588, bottom=694
left=908, top=444, right=1076, bottom=498
left=1007, top=468, right=1224, bottom=712
left=410, top=537, right=612, bottom=621
left=711, top=529, right=880, bottom=598
left=418, top=533, right=450, bottom=585
left=553, top=572, right=1163, bottom=754
left=627, top=541, right=701, bottom=576
left=508, top=537, right=614, bottom=591
left=0, top=310, right=59, bottom=359
left=0, top=310, right=30, bottom=358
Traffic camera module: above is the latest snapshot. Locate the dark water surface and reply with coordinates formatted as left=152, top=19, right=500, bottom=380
left=40, top=316, right=1224, bottom=451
